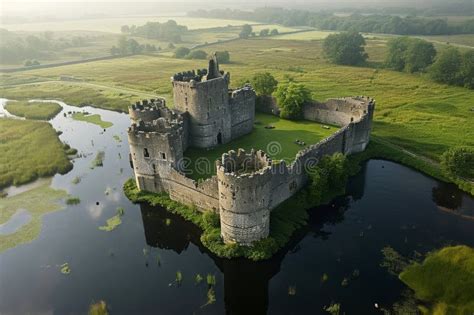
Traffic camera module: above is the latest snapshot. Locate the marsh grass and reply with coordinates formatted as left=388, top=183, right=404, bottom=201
left=4, top=100, right=62, bottom=120
left=90, top=151, right=105, bottom=169
left=71, top=113, right=113, bottom=128
left=98, top=207, right=125, bottom=232
left=0, top=119, right=72, bottom=188
left=88, top=300, right=109, bottom=315
left=195, top=274, right=203, bottom=284
left=206, top=274, right=216, bottom=286
left=0, top=179, right=67, bottom=252
left=60, top=262, right=71, bottom=274
left=65, top=196, right=80, bottom=205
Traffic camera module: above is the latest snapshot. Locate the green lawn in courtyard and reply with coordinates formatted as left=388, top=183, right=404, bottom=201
left=183, top=113, right=336, bottom=180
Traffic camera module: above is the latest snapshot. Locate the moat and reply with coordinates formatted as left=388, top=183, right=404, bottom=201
left=0, top=100, right=473, bottom=314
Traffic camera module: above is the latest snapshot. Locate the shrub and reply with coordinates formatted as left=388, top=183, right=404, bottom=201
left=174, top=47, right=190, bottom=58
left=430, top=47, right=463, bottom=85
left=441, top=146, right=474, bottom=179
left=251, top=72, right=278, bottom=96
left=215, top=51, right=230, bottom=63
left=186, top=50, right=207, bottom=60
left=239, top=24, right=252, bottom=39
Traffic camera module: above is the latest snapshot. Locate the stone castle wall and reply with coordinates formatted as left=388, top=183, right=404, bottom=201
left=229, top=86, right=256, bottom=140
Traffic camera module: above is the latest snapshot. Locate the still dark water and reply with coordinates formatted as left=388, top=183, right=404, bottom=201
left=0, top=100, right=473, bottom=315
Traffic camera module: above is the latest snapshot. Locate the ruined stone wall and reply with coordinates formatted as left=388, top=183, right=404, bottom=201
left=172, top=76, right=232, bottom=148
left=230, top=86, right=256, bottom=140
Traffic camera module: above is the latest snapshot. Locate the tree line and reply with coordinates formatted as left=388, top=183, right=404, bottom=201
left=120, top=20, right=188, bottom=43
left=189, top=8, right=474, bottom=36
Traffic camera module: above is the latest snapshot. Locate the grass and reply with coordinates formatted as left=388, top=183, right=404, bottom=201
left=71, top=112, right=113, bottom=128
left=65, top=196, right=81, bottom=205
left=0, top=119, right=72, bottom=189
left=400, top=245, right=474, bottom=314
left=4, top=100, right=62, bottom=120
left=98, top=207, right=125, bottom=232
left=88, top=300, right=109, bottom=315
left=184, top=113, right=335, bottom=180
left=0, top=179, right=68, bottom=253
left=90, top=151, right=105, bottom=169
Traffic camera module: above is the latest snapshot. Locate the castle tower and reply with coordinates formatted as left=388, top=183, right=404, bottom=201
left=216, top=149, right=273, bottom=245
left=171, top=54, right=232, bottom=149
left=127, top=100, right=187, bottom=193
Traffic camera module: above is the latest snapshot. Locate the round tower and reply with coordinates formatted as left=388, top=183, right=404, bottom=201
left=128, top=98, right=167, bottom=123
left=216, top=149, right=273, bottom=245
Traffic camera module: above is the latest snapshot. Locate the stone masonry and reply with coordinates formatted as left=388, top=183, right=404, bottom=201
left=127, top=54, right=375, bottom=246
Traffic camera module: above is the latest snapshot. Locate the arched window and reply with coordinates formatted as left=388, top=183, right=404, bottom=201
left=144, top=148, right=150, bottom=158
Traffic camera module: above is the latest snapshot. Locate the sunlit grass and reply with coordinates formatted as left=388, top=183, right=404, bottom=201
left=4, top=100, right=62, bottom=120
left=71, top=112, right=113, bottom=128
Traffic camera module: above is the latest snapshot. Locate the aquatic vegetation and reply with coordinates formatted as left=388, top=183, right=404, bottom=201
left=176, top=271, right=183, bottom=284
left=65, top=196, right=81, bottom=205
left=206, top=274, right=216, bottom=286
left=321, top=273, right=329, bottom=283
left=0, top=119, right=72, bottom=189
left=90, top=151, right=105, bottom=169
left=71, top=112, right=113, bottom=128
left=399, top=245, right=474, bottom=314
left=201, top=287, right=216, bottom=308
left=165, top=218, right=171, bottom=226
left=142, top=248, right=149, bottom=256
left=156, top=255, right=161, bottom=266
left=195, top=274, right=203, bottom=284
left=288, top=285, right=296, bottom=296
left=0, top=180, right=67, bottom=252
left=71, top=176, right=81, bottom=185
left=99, top=207, right=125, bottom=232
left=4, top=100, right=63, bottom=120
left=60, top=263, right=71, bottom=274
left=324, top=302, right=341, bottom=315
left=380, top=246, right=409, bottom=276
left=341, top=278, right=349, bottom=287
left=113, top=135, right=122, bottom=143
left=88, top=300, right=109, bottom=315
left=352, top=269, right=360, bottom=279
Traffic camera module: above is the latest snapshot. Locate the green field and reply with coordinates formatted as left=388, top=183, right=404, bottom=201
left=71, top=112, right=113, bottom=128
left=4, top=100, right=62, bottom=120
left=0, top=119, right=72, bottom=188
left=400, top=245, right=474, bottom=314
left=184, top=113, right=336, bottom=179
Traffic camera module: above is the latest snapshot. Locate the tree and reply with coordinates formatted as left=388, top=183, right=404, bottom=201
left=121, top=25, right=130, bottom=33
left=186, top=50, right=207, bottom=59
left=404, top=39, right=436, bottom=73
left=239, top=24, right=252, bottom=39
left=259, top=28, right=269, bottom=37
left=429, top=47, right=463, bottom=85
left=251, top=72, right=278, bottom=96
left=174, top=47, right=190, bottom=58
left=323, top=32, right=368, bottom=65
left=385, top=37, right=411, bottom=71
left=273, top=82, right=311, bottom=119
left=460, top=50, right=474, bottom=89
left=168, top=43, right=175, bottom=49
left=270, top=29, right=279, bottom=36
left=215, top=51, right=230, bottom=63
left=441, top=146, right=474, bottom=179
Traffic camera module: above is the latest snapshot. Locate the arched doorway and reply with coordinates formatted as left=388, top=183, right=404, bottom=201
left=217, top=132, right=222, bottom=145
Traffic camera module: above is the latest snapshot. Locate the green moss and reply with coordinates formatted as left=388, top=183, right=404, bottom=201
left=71, top=113, right=113, bottom=128
left=99, top=207, right=125, bottom=232
left=0, top=179, right=68, bottom=253
left=400, top=245, right=474, bottom=314
left=4, top=100, right=63, bottom=120
left=0, top=119, right=73, bottom=189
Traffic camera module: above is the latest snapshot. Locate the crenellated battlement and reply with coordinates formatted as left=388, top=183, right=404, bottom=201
left=217, top=148, right=272, bottom=177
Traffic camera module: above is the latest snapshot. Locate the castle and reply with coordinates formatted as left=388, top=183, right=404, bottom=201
left=127, top=54, right=375, bottom=245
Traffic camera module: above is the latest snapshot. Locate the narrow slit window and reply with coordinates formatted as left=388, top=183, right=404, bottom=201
left=161, top=152, right=166, bottom=160
left=144, top=148, right=150, bottom=158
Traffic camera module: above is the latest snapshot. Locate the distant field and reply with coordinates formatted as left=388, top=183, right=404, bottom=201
left=418, top=34, right=474, bottom=49
left=0, top=17, right=256, bottom=33
left=1, top=38, right=473, bottom=163
left=271, top=30, right=336, bottom=41
left=184, top=113, right=336, bottom=180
